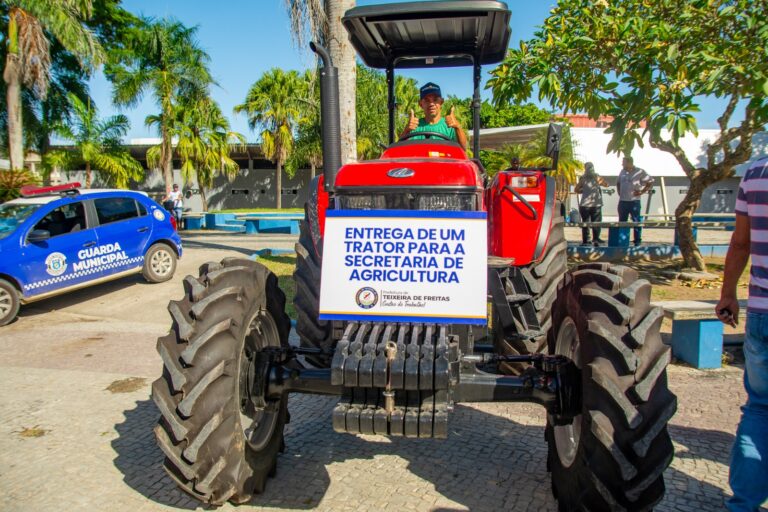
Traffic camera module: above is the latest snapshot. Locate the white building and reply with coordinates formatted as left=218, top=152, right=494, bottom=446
left=475, top=126, right=768, bottom=218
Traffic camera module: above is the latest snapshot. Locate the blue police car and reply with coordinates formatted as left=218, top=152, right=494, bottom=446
left=0, top=183, right=182, bottom=325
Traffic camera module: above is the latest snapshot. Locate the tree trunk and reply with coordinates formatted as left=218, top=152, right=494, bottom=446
left=276, top=160, right=283, bottom=209
left=4, top=52, right=24, bottom=170
left=325, top=0, right=357, bottom=164
left=85, top=162, right=92, bottom=188
left=161, top=119, right=173, bottom=194
left=310, top=162, right=316, bottom=181
left=194, top=170, right=208, bottom=211
left=675, top=183, right=706, bottom=271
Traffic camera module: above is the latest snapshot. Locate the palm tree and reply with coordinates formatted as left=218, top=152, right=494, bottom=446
left=284, top=0, right=357, bottom=165
left=2, top=0, right=103, bottom=170
left=171, top=97, right=245, bottom=211
left=108, top=18, right=212, bottom=193
left=286, top=70, right=323, bottom=180
left=288, top=123, right=323, bottom=181
left=45, top=93, right=143, bottom=188
left=355, top=65, right=419, bottom=159
left=521, top=126, right=581, bottom=182
left=235, top=68, right=303, bottom=209
left=500, top=126, right=583, bottom=204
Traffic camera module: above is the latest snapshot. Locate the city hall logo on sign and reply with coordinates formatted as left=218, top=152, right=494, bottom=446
left=45, top=252, right=67, bottom=276
left=355, top=287, right=378, bottom=309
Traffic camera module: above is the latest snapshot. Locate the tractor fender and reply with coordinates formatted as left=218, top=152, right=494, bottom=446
left=486, top=171, right=558, bottom=265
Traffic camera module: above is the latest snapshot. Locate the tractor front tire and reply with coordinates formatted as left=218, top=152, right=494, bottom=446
left=495, top=207, right=567, bottom=374
left=152, top=258, right=291, bottom=505
left=547, top=263, right=677, bottom=511
left=294, top=214, right=335, bottom=367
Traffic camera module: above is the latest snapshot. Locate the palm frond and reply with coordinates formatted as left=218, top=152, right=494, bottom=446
left=16, top=0, right=105, bottom=70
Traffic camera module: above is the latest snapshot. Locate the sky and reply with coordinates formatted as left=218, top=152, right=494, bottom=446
left=87, top=0, right=732, bottom=143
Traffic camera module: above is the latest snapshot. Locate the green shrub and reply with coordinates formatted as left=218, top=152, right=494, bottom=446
left=0, top=169, right=40, bottom=203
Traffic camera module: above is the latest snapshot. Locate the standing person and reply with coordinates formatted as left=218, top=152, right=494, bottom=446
left=164, top=184, right=183, bottom=227
left=716, top=156, right=768, bottom=511
left=616, top=156, right=654, bottom=246
left=574, top=162, right=608, bottom=246
left=400, top=82, right=468, bottom=150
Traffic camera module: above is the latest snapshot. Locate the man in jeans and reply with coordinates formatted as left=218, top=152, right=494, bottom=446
left=164, top=184, right=183, bottom=227
left=617, top=156, right=654, bottom=246
left=716, top=156, right=768, bottom=511
left=575, top=162, right=608, bottom=246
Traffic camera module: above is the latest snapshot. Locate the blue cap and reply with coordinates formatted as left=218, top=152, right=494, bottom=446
left=420, top=82, right=441, bottom=99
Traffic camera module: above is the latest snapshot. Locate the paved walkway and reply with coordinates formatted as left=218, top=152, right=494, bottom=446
left=0, top=232, right=759, bottom=511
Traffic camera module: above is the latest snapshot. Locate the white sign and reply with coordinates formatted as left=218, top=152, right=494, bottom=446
left=319, top=210, right=487, bottom=325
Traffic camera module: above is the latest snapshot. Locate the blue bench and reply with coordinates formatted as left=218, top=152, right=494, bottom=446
left=654, top=300, right=746, bottom=369
left=181, top=212, right=205, bottom=230
left=236, top=215, right=303, bottom=234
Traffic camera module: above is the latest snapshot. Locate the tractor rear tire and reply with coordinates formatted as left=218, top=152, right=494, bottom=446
left=547, top=263, right=677, bottom=511
left=294, top=211, right=335, bottom=367
left=495, top=207, right=567, bottom=374
left=152, top=258, right=291, bottom=505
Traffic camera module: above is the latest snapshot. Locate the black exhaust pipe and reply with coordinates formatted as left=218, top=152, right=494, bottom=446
left=310, top=42, right=342, bottom=193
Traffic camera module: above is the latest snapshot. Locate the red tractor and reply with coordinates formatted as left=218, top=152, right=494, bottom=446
left=152, top=2, right=676, bottom=510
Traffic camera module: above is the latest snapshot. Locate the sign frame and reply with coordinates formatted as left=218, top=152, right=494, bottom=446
left=318, top=209, right=488, bottom=325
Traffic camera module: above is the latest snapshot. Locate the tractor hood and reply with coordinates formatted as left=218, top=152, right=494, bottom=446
left=334, top=158, right=482, bottom=189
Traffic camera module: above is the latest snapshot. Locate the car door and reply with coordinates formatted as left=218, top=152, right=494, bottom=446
left=90, top=195, right=152, bottom=279
left=17, top=200, right=99, bottom=298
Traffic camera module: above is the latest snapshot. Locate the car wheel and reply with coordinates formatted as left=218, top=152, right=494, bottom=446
left=143, top=243, right=177, bottom=283
left=0, top=279, right=20, bottom=326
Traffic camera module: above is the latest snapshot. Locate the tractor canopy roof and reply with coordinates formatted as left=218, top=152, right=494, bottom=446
left=342, top=1, right=511, bottom=69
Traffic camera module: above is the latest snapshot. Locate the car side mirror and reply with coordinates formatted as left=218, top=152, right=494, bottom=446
left=28, top=229, right=51, bottom=243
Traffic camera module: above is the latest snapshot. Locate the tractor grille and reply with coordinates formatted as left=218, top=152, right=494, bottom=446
left=336, top=191, right=478, bottom=211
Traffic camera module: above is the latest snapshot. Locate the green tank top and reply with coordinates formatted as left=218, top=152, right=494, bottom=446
left=409, top=118, right=457, bottom=142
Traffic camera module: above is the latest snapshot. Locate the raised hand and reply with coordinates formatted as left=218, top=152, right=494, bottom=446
left=445, top=105, right=460, bottom=128
left=407, top=109, right=418, bottom=131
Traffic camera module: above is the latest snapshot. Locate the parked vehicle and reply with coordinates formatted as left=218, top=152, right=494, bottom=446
left=153, top=2, right=676, bottom=510
left=0, top=183, right=182, bottom=325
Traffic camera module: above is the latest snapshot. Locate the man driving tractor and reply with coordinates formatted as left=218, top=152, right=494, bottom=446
left=400, top=82, right=468, bottom=150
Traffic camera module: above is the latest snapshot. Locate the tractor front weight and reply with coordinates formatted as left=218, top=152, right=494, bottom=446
left=249, top=325, right=581, bottom=439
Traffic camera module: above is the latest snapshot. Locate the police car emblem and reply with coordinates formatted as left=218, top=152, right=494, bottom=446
left=45, top=252, right=68, bottom=276
left=355, top=287, right=378, bottom=309
left=153, top=208, right=166, bottom=221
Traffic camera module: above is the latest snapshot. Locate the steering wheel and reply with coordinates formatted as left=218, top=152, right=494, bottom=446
left=398, top=130, right=453, bottom=142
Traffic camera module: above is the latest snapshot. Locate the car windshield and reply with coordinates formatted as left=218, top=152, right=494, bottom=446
left=0, top=202, right=43, bottom=240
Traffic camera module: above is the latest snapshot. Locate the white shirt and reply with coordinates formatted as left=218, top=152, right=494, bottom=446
left=618, top=167, right=653, bottom=202
left=168, top=190, right=183, bottom=208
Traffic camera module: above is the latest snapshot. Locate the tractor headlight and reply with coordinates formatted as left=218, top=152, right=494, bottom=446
left=509, top=176, right=538, bottom=188
left=338, top=194, right=386, bottom=210
left=417, top=193, right=475, bottom=211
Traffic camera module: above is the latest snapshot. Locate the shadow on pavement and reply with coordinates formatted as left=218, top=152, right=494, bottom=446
left=18, top=274, right=147, bottom=319
left=177, top=238, right=255, bottom=256
left=112, top=394, right=734, bottom=511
